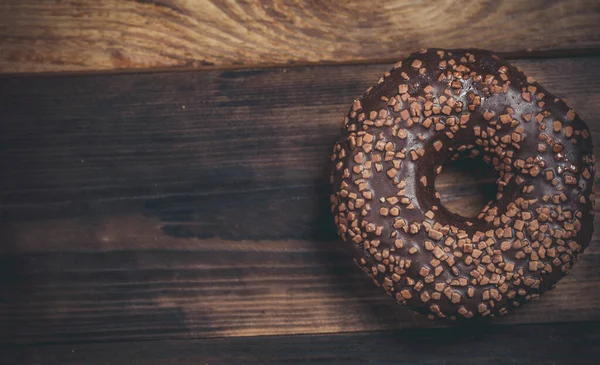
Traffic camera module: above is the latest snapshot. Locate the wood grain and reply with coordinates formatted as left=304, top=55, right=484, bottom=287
left=4, top=322, right=600, bottom=365
left=1, top=215, right=599, bottom=345
left=1, top=57, right=599, bottom=221
left=1, top=57, right=600, bottom=345
left=1, top=0, right=600, bottom=73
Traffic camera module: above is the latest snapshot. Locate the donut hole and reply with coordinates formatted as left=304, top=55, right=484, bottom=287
left=434, top=158, right=498, bottom=218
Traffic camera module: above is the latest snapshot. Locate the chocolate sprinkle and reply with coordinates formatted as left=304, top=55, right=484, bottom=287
left=330, top=49, right=595, bottom=320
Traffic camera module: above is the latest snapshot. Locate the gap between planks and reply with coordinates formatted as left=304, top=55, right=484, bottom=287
left=2, top=48, right=600, bottom=79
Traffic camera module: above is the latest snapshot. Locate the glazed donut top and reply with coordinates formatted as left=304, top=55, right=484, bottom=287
left=330, top=49, right=595, bottom=320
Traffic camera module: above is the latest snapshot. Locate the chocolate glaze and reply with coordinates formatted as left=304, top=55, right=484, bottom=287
left=330, top=49, right=595, bottom=319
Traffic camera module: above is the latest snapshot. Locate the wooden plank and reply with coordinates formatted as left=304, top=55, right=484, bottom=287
left=1, top=220, right=599, bottom=345
left=1, top=57, right=599, bottom=221
left=1, top=57, right=600, bottom=344
left=1, top=0, right=600, bottom=73
left=4, top=322, right=600, bottom=365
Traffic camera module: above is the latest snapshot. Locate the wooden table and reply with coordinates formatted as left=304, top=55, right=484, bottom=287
left=1, top=1, right=599, bottom=364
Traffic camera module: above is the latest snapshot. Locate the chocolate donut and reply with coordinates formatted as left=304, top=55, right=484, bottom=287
left=330, top=49, right=595, bottom=319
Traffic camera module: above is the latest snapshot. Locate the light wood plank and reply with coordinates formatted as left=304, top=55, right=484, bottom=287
left=1, top=0, right=600, bottom=73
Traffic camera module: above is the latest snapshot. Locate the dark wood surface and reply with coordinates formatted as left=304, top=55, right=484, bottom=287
left=4, top=321, right=600, bottom=365
left=1, top=55, right=599, bottom=363
left=1, top=56, right=599, bottom=348
left=2, top=0, right=600, bottom=73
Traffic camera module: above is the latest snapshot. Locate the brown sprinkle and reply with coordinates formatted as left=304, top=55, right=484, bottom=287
left=553, top=120, right=562, bottom=133
left=412, top=59, right=423, bottom=69
left=428, top=230, right=444, bottom=241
